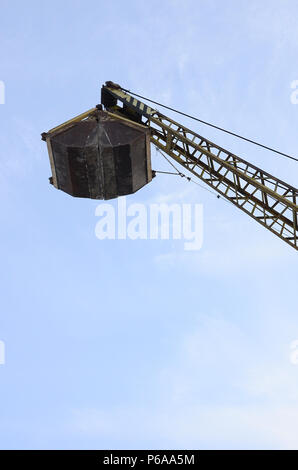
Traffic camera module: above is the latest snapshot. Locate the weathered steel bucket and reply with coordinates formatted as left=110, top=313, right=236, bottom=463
left=42, top=109, right=152, bottom=200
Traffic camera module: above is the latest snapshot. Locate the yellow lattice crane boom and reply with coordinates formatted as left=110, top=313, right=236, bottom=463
left=42, top=81, right=298, bottom=250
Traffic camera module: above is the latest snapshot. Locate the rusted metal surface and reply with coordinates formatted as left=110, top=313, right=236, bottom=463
left=42, top=111, right=152, bottom=200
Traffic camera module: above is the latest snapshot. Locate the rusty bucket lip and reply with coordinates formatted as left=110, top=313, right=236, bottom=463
left=41, top=109, right=149, bottom=142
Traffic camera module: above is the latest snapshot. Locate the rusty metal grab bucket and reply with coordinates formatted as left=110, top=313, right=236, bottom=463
left=42, top=109, right=152, bottom=200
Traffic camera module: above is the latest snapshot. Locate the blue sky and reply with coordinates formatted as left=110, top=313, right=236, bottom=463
left=0, top=0, right=298, bottom=449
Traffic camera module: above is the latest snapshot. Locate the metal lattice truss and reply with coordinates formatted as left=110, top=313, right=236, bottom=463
left=102, top=86, right=298, bottom=250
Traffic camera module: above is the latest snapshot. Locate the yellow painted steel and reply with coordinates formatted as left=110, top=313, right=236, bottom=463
left=46, top=108, right=97, bottom=136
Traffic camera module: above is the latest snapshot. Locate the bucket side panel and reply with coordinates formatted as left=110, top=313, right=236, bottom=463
left=50, top=140, right=73, bottom=195
left=130, top=136, right=150, bottom=193
left=85, top=146, right=104, bottom=199
left=102, top=145, right=117, bottom=200
left=67, top=147, right=90, bottom=197
left=114, top=144, right=133, bottom=196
